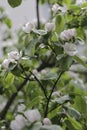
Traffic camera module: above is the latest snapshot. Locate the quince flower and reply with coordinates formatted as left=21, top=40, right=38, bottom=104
left=23, top=22, right=35, bottom=33
left=2, top=51, right=21, bottom=70
left=10, top=109, right=41, bottom=130
left=60, top=29, right=76, bottom=41
left=52, top=3, right=67, bottom=13
left=63, top=42, right=78, bottom=56
left=24, top=109, right=41, bottom=123
left=45, top=22, right=55, bottom=32
left=2, top=59, right=17, bottom=70
left=10, top=115, right=26, bottom=130
left=8, top=51, right=22, bottom=61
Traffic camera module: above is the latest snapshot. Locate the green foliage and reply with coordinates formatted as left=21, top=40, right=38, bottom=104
left=0, top=0, right=87, bottom=130
left=8, top=0, right=22, bottom=8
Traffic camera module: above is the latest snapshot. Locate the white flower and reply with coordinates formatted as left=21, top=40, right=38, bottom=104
left=60, top=29, right=76, bottom=41
left=52, top=4, right=67, bottom=13
left=10, top=109, right=41, bottom=130
left=52, top=4, right=59, bottom=13
left=45, top=22, right=55, bottom=32
left=8, top=51, right=22, bottom=61
left=23, top=22, right=35, bottom=33
left=43, top=118, right=52, bottom=125
left=64, top=42, right=78, bottom=56
left=10, top=115, right=26, bottom=130
left=2, top=58, right=16, bottom=70
left=76, top=0, right=85, bottom=5
left=24, top=109, right=41, bottom=123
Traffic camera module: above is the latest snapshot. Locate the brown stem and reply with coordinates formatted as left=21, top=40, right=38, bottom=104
left=30, top=71, right=48, bottom=100
left=36, top=0, right=40, bottom=29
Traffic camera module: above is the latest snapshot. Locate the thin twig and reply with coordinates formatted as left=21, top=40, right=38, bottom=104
left=30, top=71, right=48, bottom=100
left=36, top=0, right=40, bottom=29
left=44, top=71, right=64, bottom=117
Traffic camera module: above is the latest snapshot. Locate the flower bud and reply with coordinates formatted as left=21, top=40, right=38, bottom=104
left=43, top=118, right=52, bottom=125
left=45, top=22, right=55, bottom=32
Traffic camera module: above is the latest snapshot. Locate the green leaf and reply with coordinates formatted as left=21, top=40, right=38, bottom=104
left=52, top=95, right=71, bottom=105
left=73, top=55, right=87, bottom=68
left=40, top=125, right=62, bottom=130
left=48, top=106, right=61, bottom=119
left=55, top=15, right=64, bottom=34
left=8, top=0, right=22, bottom=8
left=27, top=96, right=41, bottom=108
left=65, top=107, right=81, bottom=120
left=41, top=73, right=57, bottom=81
left=81, top=2, right=87, bottom=8
left=4, top=17, right=12, bottom=28
left=68, top=5, right=81, bottom=12
left=73, top=96, right=87, bottom=117
left=32, top=29, right=47, bottom=35
left=56, top=55, right=73, bottom=70
left=65, top=115, right=83, bottom=130
left=28, top=122, right=42, bottom=130
left=24, top=38, right=37, bottom=57
left=5, top=73, right=14, bottom=87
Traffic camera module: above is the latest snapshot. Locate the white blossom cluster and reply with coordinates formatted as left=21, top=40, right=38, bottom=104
left=10, top=109, right=41, bottom=130
left=23, top=21, right=55, bottom=33
left=2, top=51, right=22, bottom=70
left=60, top=29, right=78, bottom=56
left=22, top=22, right=36, bottom=33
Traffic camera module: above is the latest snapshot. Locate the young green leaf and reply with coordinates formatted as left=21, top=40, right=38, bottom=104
left=73, top=55, right=87, bottom=68
left=40, top=125, right=62, bottom=130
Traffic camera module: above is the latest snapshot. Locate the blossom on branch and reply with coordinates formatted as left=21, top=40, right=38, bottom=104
left=10, top=109, right=41, bottom=130
left=52, top=3, right=67, bottom=13
left=2, top=58, right=17, bottom=70
left=2, top=51, right=21, bottom=70
left=8, top=51, right=22, bottom=61
left=22, top=22, right=35, bottom=33
left=60, top=28, right=76, bottom=41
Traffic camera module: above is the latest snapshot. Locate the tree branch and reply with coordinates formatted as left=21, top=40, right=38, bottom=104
left=44, top=71, right=64, bottom=117
left=36, top=0, right=40, bottom=29
left=30, top=71, right=48, bottom=100
left=0, top=77, right=29, bottom=120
